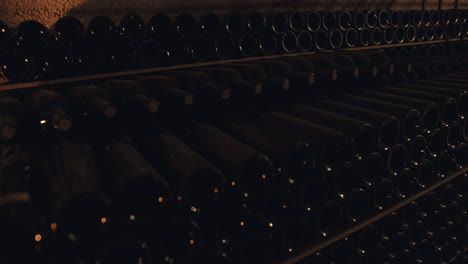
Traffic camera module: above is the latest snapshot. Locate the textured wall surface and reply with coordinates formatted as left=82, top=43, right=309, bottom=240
left=0, top=0, right=465, bottom=29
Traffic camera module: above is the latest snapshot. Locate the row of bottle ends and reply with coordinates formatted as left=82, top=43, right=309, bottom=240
left=1, top=9, right=467, bottom=43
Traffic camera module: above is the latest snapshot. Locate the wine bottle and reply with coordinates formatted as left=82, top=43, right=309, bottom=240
left=353, top=11, right=366, bottom=29
left=0, top=97, right=24, bottom=142
left=268, top=12, right=288, bottom=35
left=441, top=9, right=452, bottom=25
left=355, top=225, right=387, bottom=263
left=87, top=16, right=115, bottom=44
left=394, top=26, right=406, bottom=43
left=258, top=31, right=278, bottom=55
left=174, top=14, right=198, bottom=39
left=173, top=122, right=275, bottom=213
left=146, top=13, right=174, bottom=40
left=136, top=76, right=196, bottom=108
left=371, top=27, right=383, bottom=45
left=280, top=31, right=298, bottom=53
left=307, top=54, right=359, bottom=81
left=67, top=85, right=118, bottom=119
left=287, top=105, right=378, bottom=156
left=359, top=27, right=372, bottom=47
left=422, top=10, right=431, bottom=27
left=430, top=10, right=440, bottom=26
left=41, top=138, right=112, bottom=263
left=187, top=67, right=262, bottom=100
left=0, top=19, right=10, bottom=50
left=406, top=25, right=417, bottom=42
left=338, top=11, right=352, bottom=30
left=94, top=236, right=153, bottom=264
left=223, top=12, right=244, bottom=37
left=329, top=29, right=343, bottom=49
left=289, top=11, right=305, bottom=32
left=187, top=35, right=212, bottom=62
left=103, top=80, right=160, bottom=116
left=199, top=12, right=222, bottom=37
left=374, top=86, right=459, bottom=125
left=53, top=16, right=84, bottom=47
left=435, top=24, right=445, bottom=39
left=335, top=50, right=390, bottom=76
left=311, top=99, right=400, bottom=149
left=400, top=10, right=411, bottom=27
left=366, top=10, right=378, bottom=28
left=245, top=59, right=315, bottom=92
left=356, top=89, right=441, bottom=132
left=410, top=26, right=424, bottom=43
left=383, top=26, right=395, bottom=44
left=161, top=71, right=232, bottom=103
left=394, top=82, right=468, bottom=116
left=390, top=10, right=400, bottom=27
left=237, top=33, right=258, bottom=57
left=378, top=10, right=390, bottom=28
left=223, top=63, right=290, bottom=98
left=408, top=135, right=428, bottom=167
left=315, top=29, right=329, bottom=50
left=322, top=11, right=337, bottom=31
left=132, top=132, right=222, bottom=213
left=297, top=30, right=313, bottom=51
left=258, top=111, right=349, bottom=166
left=27, top=89, right=73, bottom=133
left=412, top=10, right=423, bottom=27
left=213, top=33, right=236, bottom=59
left=246, top=11, right=266, bottom=35
left=0, top=41, right=41, bottom=82
left=0, top=194, right=49, bottom=263
left=344, top=28, right=359, bottom=48
left=118, top=14, right=146, bottom=42
left=15, top=20, right=49, bottom=56
left=329, top=237, right=355, bottom=264
left=424, top=25, right=435, bottom=40
left=306, top=11, right=321, bottom=32
left=331, top=94, right=422, bottom=140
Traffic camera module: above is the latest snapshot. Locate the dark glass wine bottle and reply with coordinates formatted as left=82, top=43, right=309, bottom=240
left=383, top=26, right=395, bottom=44
left=353, top=11, right=366, bottom=29
left=223, top=12, right=244, bottom=37
left=53, top=16, right=84, bottom=47
left=0, top=20, right=10, bottom=50
left=199, top=12, right=222, bottom=37
left=306, top=11, right=321, bottom=32
left=332, top=94, right=422, bottom=141
left=311, top=99, right=400, bottom=149
left=16, top=20, right=49, bottom=56
left=136, top=76, right=195, bottom=109
left=338, top=11, right=352, bottom=30
left=366, top=10, right=378, bottom=28
left=118, top=14, right=146, bottom=42
left=67, top=85, right=118, bottom=120
left=286, top=105, right=378, bottom=156
left=0, top=97, right=24, bottom=142
left=356, top=89, right=441, bottom=133
left=268, top=12, right=288, bottom=35
left=146, top=13, right=174, bottom=40
left=173, top=122, right=275, bottom=213
left=246, top=11, right=266, bottom=35
left=27, top=89, right=73, bottom=133
left=174, top=14, right=198, bottom=39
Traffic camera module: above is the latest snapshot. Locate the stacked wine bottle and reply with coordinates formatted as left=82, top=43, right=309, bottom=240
left=1, top=11, right=468, bottom=264
left=0, top=9, right=467, bottom=83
